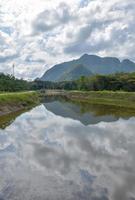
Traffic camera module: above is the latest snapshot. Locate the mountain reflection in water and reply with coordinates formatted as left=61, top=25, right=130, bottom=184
left=0, top=97, right=135, bottom=200
left=43, top=96, right=133, bottom=125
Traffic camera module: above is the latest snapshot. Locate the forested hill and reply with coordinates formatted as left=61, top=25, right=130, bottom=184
left=0, top=73, right=32, bottom=92
left=41, top=54, right=135, bottom=82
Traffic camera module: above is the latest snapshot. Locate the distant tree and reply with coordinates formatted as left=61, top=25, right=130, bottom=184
left=0, top=73, right=32, bottom=92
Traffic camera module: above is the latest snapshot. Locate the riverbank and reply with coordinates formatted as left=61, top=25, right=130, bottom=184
left=43, top=90, right=135, bottom=110
left=0, top=91, right=40, bottom=117
left=1, top=90, right=135, bottom=118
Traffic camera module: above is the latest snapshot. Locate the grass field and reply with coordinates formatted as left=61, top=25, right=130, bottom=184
left=0, top=91, right=39, bottom=104
left=0, top=91, right=40, bottom=116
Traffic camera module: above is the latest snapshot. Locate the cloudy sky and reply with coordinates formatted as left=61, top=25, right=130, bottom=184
left=0, top=0, right=135, bottom=79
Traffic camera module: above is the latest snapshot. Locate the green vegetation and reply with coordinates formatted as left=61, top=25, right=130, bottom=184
left=41, top=54, right=135, bottom=82
left=66, top=90, right=135, bottom=109
left=42, top=89, right=135, bottom=110
left=1, top=72, right=135, bottom=117
left=0, top=91, right=40, bottom=116
left=75, top=73, right=135, bottom=92
left=0, top=91, right=39, bottom=105
left=0, top=73, right=33, bottom=92
left=35, top=72, right=135, bottom=92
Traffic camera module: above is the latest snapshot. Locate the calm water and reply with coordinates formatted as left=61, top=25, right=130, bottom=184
left=0, top=96, right=135, bottom=200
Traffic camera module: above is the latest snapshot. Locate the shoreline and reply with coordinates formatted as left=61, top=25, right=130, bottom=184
left=42, top=90, right=135, bottom=110
left=0, top=91, right=40, bottom=117
left=1, top=90, right=135, bottom=119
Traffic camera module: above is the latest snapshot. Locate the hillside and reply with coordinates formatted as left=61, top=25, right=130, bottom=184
left=58, top=64, right=93, bottom=81
left=41, top=54, right=135, bottom=82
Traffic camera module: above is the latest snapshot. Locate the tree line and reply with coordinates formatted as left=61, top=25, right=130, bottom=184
left=1, top=72, right=135, bottom=92
left=34, top=72, right=135, bottom=92
left=0, top=73, right=33, bottom=92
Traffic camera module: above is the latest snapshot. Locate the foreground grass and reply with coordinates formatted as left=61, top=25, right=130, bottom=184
left=0, top=91, right=40, bottom=116
left=0, top=91, right=39, bottom=105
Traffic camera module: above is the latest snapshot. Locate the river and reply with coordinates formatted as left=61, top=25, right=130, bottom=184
left=0, top=96, right=135, bottom=200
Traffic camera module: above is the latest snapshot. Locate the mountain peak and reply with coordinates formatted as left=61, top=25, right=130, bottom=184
left=80, top=54, right=100, bottom=59
left=80, top=53, right=89, bottom=58
left=41, top=54, right=135, bottom=82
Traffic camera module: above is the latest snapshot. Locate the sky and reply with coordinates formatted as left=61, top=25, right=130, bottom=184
left=0, top=0, right=135, bottom=79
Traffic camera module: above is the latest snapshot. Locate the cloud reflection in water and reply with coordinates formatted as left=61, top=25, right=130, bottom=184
left=0, top=104, right=135, bottom=199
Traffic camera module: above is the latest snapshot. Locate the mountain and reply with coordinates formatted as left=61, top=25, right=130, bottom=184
left=41, top=54, right=135, bottom=82
left=58, top=64, right=93, bottom=81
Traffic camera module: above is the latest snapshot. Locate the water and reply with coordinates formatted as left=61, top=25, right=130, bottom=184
left=0, top=96, right=135, bottom=200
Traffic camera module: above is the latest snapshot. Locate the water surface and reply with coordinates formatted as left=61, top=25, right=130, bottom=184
left=0, top=97, right=135, bottom=200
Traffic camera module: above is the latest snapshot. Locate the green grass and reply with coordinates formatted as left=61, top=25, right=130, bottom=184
left=0, top=91, right=40, bottom=117
left=67, top=90, right=135, bottom=109
left=0, top=91, right=40, bottom=123
left=0, top=91, right=39, bottom=105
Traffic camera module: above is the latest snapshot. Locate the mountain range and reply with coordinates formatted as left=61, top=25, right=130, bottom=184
left=41, top=54, right=135, bottom=82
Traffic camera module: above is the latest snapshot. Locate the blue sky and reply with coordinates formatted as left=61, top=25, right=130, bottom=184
left=0, top=0, right=135, bottom=79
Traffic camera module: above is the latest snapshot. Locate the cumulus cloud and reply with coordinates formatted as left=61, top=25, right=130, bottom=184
left=63, top=0, right=135, bottom=57
left=0, top=0, right=135, bottom=79
left=32, top=3, right=74, bottom=34
left=0, top=53, right=18, bottom=63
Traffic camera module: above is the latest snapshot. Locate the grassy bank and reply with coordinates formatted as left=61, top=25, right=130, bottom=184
left=67, top=91, right=135, bottom=109
left=43, top=90, right=135, bottom=110
left=0, top=91, right=40, bottom=117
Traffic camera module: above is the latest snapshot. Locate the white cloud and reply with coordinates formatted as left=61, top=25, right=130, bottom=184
left=0, top=0, right=135, bottom=79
